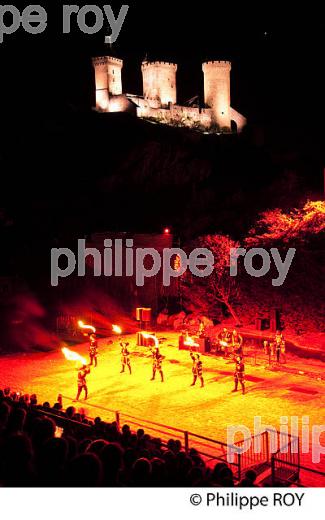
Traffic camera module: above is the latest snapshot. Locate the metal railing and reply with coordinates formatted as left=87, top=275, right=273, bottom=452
left=233, top=429, right=301, bottom=481
left=271, top=433, right=300, bottom=485
left=233, top=431, right=270, bottom=478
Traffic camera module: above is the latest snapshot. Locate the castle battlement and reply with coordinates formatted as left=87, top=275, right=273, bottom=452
left=141, top=61, right=177, bottom=70
left=202, top=60, right=231, bottom=69
left=93, top=56, right=123, bottom=67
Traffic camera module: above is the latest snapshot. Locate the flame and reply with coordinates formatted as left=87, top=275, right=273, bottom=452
left=142, top=332, right=159, bottom=347
left=112, top=324, right=122, bottom=335
left=62, top=347, right=87, bottom=365
left=78, top=320, right=96, bottom=333
left=184, top=336, right=199, bottom=347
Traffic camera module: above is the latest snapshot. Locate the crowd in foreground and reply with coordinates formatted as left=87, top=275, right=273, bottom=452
left=0, top=387, right=280, bottom=487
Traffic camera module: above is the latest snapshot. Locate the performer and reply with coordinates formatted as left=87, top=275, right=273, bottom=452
left=198, top=319, right=205, bottom=337
left=190, top=351, right=204, bottom=388
left=264, top=340, right=272, bottom=364
left=150, top=346, right=164, bottom=382
left=120, top=341, right=132, bottom=374
left=280, top=339, right=286, bottom=364
left=232, top=356, right=245, bottom=394
left=76, top=364, right=90, bottom=401
left=218, top=327, right=231, bottom=356
left=231, top=329, right=243, bottom=358
left=274, top=330, right=284, bottom=363
left=89, top=333, right=98, bottom=367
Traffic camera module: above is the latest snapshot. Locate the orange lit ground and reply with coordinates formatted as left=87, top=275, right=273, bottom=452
left=0, top=332, right=324, bottom=484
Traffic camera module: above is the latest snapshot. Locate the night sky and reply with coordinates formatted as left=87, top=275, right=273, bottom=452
left=0, top=2, right=324, bottom=125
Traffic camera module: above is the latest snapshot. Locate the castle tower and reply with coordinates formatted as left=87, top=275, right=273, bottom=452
left=141, top=60, right=177, bottom=108
left=93, top=56, right=123, bottom=111
left=202, top=61, right=232, bottom=129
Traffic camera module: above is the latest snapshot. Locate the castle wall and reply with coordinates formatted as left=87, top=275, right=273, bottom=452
left=230, top=107, right=247, bottom=132
left=136, top=103, right=213, bottom=129
left=141, top=61, right=177, bottom=108
left=202, top=61, right=232, bottom=129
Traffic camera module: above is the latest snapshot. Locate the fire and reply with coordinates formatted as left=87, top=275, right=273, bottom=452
left=184, top=336, right=199, bottom=347
left=78, top=320, right=96, bottom=333
left=112, top=324, right=122, bottom=334
left=62, top=347, right=87, bottom=365
left=142, top=332, right=159, bottom=347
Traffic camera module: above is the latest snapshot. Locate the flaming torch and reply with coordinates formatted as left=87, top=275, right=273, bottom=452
left=78, top=320, right=96, bottom=334
left=62, top=347, right=87, bottom=366
left=112, top=324, right=122, bottom=335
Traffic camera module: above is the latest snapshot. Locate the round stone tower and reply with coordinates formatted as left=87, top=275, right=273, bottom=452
left=141, top=60, right=177, bottom=108
left=93, top=56, right=123, bottom=111
left=106, top=56, right=123, bottom=95
left=202, top=61, right=232, bottom=129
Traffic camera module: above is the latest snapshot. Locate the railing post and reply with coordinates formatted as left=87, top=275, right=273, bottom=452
left=115, top=411, right=120, bottom=429
left=297, top=436, right=300, bottom=483
left=265, top=430, right=270, bottom=463
left=238, top=453, right=241, bottom=480
left=271, top=455, right=275, bottom=485
left=184, top=431, right=189, bottom=454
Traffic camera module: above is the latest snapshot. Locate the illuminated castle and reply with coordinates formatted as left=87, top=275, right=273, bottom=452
left=92, top=56, right=246, bottom=133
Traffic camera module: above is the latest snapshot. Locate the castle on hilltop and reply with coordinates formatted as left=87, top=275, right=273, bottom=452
left=92, top=56, right=246, bottom=133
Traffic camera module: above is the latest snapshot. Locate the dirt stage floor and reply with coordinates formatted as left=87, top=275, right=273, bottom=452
left=0, top=332, right=324, bottom=480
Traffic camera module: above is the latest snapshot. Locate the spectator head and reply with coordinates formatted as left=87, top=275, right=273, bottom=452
left=132, top=457, right=152, bottom=486
left=41, top=437, right=68, bottom=468
left=2, top=433, right=34, bottom=486
left=0, top=401, right=10, bottom=430
left=64, top=435, right=78, bottom=461
left=122, top=424, right=131, bottom=435
left=32, top=417, right=56, bottom=448
left=30, top=394, right=37, bottom=405
left=78, top=439, right=92, bottom=453
left=101, top=442, right=124, bottom=484
left=212, top=462, right=228, bottom=483
left=219, top=466, right=234, bottom=486
left=7, top=406, right=27, bottom=433
left=87, top=439, right=109, bottom=456
left=151, top=457, right=166, bottom=486
left=123, top=448, right=137, bottom=469
left=187, top=466, right=203, bottom=486
left=245, top=469, right=257, bottom=484
left=65, top=406, right=76, bottom=419
left=65, top=453, right=103, bottom=487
